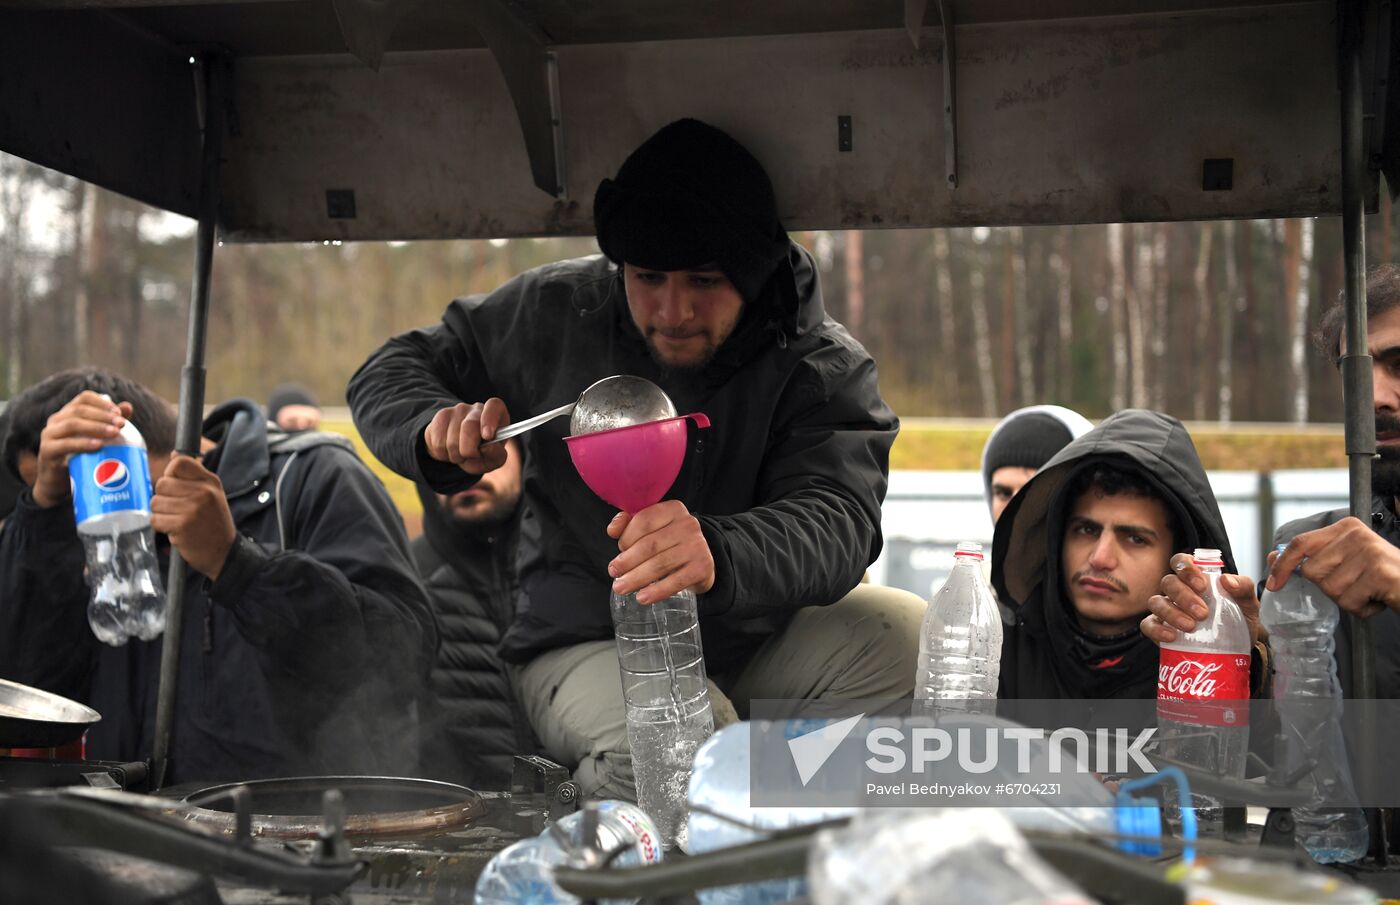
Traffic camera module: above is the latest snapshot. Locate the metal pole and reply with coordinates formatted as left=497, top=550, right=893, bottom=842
left=153, top=54, right=226, bottom=789
left=1340, top=0, right=1377, bottom=701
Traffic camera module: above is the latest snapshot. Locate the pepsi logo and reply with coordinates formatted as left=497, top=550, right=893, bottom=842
left=93, top=459, right=131, bottom=491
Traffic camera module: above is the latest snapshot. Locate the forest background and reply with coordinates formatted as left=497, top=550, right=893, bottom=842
left=0, top=151, right=1375, bottom=518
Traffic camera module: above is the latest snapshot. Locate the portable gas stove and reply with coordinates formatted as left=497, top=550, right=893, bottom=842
left=0, top=754, right=579, bottom=904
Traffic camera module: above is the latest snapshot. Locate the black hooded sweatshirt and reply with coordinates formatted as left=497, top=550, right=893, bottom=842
left=992, top=409, right=1268, bottom=701
left=348, top=247, right=897, bottom=673
left=0, top=399, right=436, bottom=782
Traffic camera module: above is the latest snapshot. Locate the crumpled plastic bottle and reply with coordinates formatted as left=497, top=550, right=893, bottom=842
left=808, top=808, right=1094, bottom=905
left=474, top=801, right=663, bottom=905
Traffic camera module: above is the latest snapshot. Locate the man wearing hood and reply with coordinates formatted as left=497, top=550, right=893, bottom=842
left=0, top=369, right=436, bottom=782
left=993, top=409, right=1269, bottom=701
left=412, top=438, right=537, bottom=788
left=348, top=118, right=922, bottom=799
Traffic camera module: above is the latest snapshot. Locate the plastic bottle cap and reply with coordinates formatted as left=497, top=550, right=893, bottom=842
left=1114, top=800, right=1163, bottom=856
left=954, top=541, right=984, bottom=560
left=1192, top=547, right=1224, bottom=568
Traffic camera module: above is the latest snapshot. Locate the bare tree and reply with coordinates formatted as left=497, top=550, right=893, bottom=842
left=1192, top=222, right=1215, bottom=420
left=845, top=229, right=865, bottom=337
left=1106, top=223, right=1129, bottom=411
left=932, top=229, right=956, bottom=402
left=1219, top=221, right=1238, bottom=423
left=0, top=155, right=36, bottom=396
left=1050, top=226, right=1074, bottom=400
left=1290, top=218, right=1315, bottom=422
left=1151, top=224, right=1170, bottom=409
left=1010, top=226, right=1034, bottom=406
left=968, top=243, right=998, bottom=417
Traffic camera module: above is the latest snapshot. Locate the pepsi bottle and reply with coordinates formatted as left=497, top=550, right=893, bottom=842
left=68, top=395, right=166, bottom=645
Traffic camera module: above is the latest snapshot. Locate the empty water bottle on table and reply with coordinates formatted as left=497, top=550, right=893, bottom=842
left=808, top=808, right=1094, bottom=905
left=612, top=586, right=714, bottom=850
left=1259, top=543, right=1368, bottom=863
left=915, top=541, right=1003, bottom=713
left=1155, top=547, right=1250, bottom=836
left=474, top=800, right=663, bottom=905
left=688, top=720, right=854, bottom=905
left=68, top=394, right=166, bottom=645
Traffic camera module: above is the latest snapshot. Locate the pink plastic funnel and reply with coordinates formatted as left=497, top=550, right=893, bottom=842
left=565, top=413, right=711, bottom=513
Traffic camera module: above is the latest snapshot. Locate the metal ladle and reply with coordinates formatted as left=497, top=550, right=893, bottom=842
left=483, top=375, right=676, bottom=446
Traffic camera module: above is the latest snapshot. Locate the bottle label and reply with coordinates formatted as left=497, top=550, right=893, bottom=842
left=607, top=812, right=660, bottom=868
left=69, top=445, right=153, bottom=527
left=1157, top=648, right=1250, bottom=727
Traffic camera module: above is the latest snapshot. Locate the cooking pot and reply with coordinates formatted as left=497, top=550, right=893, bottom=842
left=0, top=677, right=100, bottom=748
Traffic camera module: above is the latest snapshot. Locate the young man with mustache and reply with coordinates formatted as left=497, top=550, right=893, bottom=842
left=993, top=409, right=1270, bottom=701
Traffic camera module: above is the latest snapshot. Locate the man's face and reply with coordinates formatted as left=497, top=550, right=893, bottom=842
left=990, top=466, right=1037, bottom=523
left=623, top=264, right=745, bottom=371
left=436, top=440, right=522, bottom=530
left=1061, top=488, right=1173, bottom=637
left=275, top=404, right=322, bottom=432
left=1369, top=307, right=1400, bottom=497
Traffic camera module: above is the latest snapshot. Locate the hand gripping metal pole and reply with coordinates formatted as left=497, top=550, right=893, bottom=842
left=153, top=54, right=227, bottom=789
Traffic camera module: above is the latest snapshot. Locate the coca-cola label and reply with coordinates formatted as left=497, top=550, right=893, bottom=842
left=1157, top=648, right=1250, bottom=727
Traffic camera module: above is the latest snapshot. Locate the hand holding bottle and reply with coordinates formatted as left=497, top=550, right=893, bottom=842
left=30, top=392, right=130, bottom=509
left=1142, top=552, right=1261, bottom=647
left=1267, top=517, right=1400, bottom=618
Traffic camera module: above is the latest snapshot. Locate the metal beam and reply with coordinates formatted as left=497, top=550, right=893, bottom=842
left=0, top=10, right=201, bottom=216
left=904, top=0, right=927, bottom=49
left=936, top=0, right=957, bottom=189
left=152, top=53, right=227, bottom=790
left=469, top=0, right=565, bottom=197
left=330, top=0, right=421, bottom=70
left=185, top=5, right=1350, bottom=240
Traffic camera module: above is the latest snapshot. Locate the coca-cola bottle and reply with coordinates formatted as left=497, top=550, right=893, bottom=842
left=1155, top=547, right=1251, bottom=836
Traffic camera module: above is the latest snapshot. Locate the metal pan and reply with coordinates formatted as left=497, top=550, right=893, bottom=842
left=0, top=678, right=101, bottom=748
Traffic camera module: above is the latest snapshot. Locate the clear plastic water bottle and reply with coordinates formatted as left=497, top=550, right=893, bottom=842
left=474, top=800, right=663, bottom=905
left=67, top=396, right=166, bottom=645
left=687, top=721, right=855, bottom=905
left=1156, top=548, right=1250, bottom=836
left=1259, top=543, right=1369, bottom=863
left=688, top=716, right=1160, bottom=904
left=808, top=808, right=1094, bottom=905
left=611, top=588, right=715, bottom=850
left=915, top=542, right=1003, bottom=713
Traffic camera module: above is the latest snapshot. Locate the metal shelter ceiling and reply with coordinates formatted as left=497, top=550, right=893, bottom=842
left=1, top=0, right=1394, bottom=241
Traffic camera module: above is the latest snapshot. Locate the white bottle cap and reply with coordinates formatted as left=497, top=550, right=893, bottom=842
left=1192, top=548, right=1224, bottom=568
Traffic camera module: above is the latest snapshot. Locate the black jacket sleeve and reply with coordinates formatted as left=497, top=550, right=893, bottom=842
left=0, top=490, right=99, bottom=702
left=696, top=338, right=897, bottom=620
left=346, top=296, right=496, bottom=494
left=207, top=446, right=438, bottom=694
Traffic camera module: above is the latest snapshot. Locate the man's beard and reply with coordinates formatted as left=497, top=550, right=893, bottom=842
left=442, top=493, right=516, bottom=536
left=1376, top=414, right=1400, bottom=499
left=644, top=331, right=718, bottom=377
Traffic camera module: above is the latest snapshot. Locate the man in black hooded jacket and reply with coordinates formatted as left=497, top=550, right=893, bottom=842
left=994, top=409, right=1269, bottom=701
left=411, top=438, right=538, bottom=788
left=348, top=118, right=923, bottom=799
left=0, top=369, right=436, bottom=782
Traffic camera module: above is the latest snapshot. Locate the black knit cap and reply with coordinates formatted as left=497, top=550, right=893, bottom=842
left=984, top=413, right=1077, bottom=477
left=267, top=384, right=318, bottom=423
left=593, top=119, right=791, bottom=304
